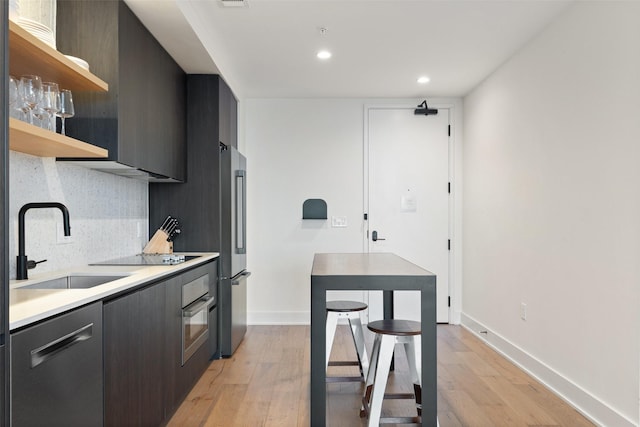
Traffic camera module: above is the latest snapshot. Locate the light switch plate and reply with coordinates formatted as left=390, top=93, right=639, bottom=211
left=331, top=216, right=348, bottom=228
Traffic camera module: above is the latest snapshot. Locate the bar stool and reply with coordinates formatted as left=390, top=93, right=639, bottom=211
left=360, top=319, right=422, bottom=426
left=326, top=300, right=369, bottom=382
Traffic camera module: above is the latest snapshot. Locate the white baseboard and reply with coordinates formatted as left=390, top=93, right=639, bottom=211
left=248, top=311, right=309, bottom=325
left=460, top=313, right=636, bottom=427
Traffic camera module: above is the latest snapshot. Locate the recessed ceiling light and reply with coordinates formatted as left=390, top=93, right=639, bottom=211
left=417, top=76, right=430, bottom=84
left=317, top=50, right=332, bottom=60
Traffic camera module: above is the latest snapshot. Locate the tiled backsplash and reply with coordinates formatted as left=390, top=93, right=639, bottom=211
left=9, top=151, right=148, bottom=279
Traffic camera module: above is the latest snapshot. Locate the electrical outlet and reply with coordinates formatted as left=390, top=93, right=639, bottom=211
left=56, top=223, right=73, bottom=245
left=331, top=216, right=348, bottom=228
left=520, top=303, right=527, bottom=321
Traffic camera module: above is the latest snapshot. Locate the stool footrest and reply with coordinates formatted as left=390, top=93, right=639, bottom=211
left=326, top=376, right=363, bottom=383
left=360, top=393, right=419, bottom=416
left=328, top=361, right=360, bottom=367
left=382, top=392, right=416, bottom=400
left=379, top=416, right=421, bottom=425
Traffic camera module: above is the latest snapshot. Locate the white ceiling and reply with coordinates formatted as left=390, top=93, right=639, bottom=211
left=124, top=0, right=571, bottom=99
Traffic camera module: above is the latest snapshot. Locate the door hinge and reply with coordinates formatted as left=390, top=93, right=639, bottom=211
left=364, top=213, right=368, bottom=220
left=448, top=125, right=451, bottom=137
left=448, top=296, right=451, bottom=307
left=448, top=239, right=451, bottom=250
left=448, top=182, right=451, bottom=194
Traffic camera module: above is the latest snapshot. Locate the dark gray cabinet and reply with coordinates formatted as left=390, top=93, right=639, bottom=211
left=149, top=75, right=237, bottom=249
left=11, top=302, right=103, bottom=427
left=104, top=278, right=170, bottom=427
left=104, top=260, right=217, bottom=426
left=1, top=0, right=8, bottom=424
left=219, top=77, right=238, bottom=149
left=103, top=291, right=141, bottom=427
left=56, top=0, right=186, bottom=182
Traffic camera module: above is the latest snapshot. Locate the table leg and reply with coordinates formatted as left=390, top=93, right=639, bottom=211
left=383, top=290, right=394, bottom=320
left=421, top=283, right=437, bottom=426
left=383, top=290, right=395, bottom=371
left=310, top=279, right=326, bottom=426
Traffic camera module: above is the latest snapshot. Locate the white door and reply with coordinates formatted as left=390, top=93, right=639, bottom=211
left=366, top=106, right=450, bottom=323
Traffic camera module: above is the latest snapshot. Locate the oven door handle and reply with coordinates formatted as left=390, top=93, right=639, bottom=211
left=183, top=295, right=215, bottom=317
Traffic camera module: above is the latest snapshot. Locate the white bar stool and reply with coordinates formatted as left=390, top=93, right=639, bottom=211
left=360, top=319, right=422, bottom=426
left=326, top=300, right=369, bottom=382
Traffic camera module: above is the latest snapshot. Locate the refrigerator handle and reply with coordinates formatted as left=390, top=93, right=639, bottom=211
left=235, top=170, right=247, bottom=254
left=231, top=271, right=252, bottom=286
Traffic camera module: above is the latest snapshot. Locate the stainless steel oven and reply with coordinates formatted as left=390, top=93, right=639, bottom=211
left=182, top=273, right=214, bottom=365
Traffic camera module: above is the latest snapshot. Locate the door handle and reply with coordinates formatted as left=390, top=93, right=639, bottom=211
left=371, top=231, right=386, bottom=242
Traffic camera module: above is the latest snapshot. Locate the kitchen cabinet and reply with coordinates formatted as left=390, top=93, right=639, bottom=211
left=56, top=0, right=186, bottom=182
left=8, top=20, right=109, bottom=158
left=1, top=3, right=8, bottom=424
left=219, top=77, right=238, bottom=149
left=11, top=302, right=103, bottom=427
left=165, top=261, right=218, bottom=409
left=150, top=75, right=237, bottom=249
left=104, top=260, right=217, bottom=425
left=104, top=279, right=169, bottom=426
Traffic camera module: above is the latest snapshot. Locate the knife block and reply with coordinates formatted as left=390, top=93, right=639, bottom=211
left=143, top=230, right=173, bottom=254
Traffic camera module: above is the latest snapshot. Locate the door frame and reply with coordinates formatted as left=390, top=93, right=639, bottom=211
left=362, top=101, right=462, bottom=325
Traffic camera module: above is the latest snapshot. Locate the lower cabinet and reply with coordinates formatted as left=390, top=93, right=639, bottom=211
left=11, top=302, right=103, bottom=427
left=104, top=278, right=171, bottom=427
left=104, top=260, right=218, bottom=426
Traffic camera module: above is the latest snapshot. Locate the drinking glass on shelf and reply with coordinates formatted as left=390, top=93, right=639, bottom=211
left=56, top=89, right=74, bottom=136
left=19, top=75, right=42, bottom=125
left=41, top=82, right=60, bottom=132
left=9, top=76, right=21, bottom=120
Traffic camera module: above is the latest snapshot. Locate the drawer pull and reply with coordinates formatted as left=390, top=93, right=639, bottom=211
left=30, top=323, right=93, bottom=368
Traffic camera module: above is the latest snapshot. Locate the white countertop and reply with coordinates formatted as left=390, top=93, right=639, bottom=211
left=9, top=252, right=219, bottom=331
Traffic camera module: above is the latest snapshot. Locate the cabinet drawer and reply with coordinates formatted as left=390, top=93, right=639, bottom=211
left=11, top=302, right=103, bottom=427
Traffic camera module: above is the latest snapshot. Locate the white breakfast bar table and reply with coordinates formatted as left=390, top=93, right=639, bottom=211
left=310, top=253, right=437, bottom=426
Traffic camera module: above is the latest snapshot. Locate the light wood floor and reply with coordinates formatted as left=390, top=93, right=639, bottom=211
left=167, top=325, right=594, bottom=427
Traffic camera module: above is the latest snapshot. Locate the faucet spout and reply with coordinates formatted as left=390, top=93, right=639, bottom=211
left=17, top=202, right=71, bottom=280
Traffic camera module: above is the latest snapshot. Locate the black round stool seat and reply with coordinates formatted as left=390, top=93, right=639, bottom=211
left=326, top=300, right=368, bottom=312
left=367, top=319, right=421, bottom=336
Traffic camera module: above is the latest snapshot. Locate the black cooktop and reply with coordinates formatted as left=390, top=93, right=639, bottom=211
left=90, top=254, right=200, bottom=266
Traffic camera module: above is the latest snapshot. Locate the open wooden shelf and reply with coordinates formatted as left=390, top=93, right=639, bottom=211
left=9, top=118, right=108, bottom=158
left=9, top=20, right=108, bottom=92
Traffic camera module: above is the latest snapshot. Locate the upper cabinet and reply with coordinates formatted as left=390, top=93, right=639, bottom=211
left=218, top=78, right=238, bottom=149
left=56, top=0, right=187, bottom=182
left=149, top=75, right=237, bottom=251
left=8, top=21, right=109, bottom=158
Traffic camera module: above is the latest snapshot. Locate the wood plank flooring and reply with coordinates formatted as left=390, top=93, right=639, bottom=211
left=167, top=325, right=594, bottom=427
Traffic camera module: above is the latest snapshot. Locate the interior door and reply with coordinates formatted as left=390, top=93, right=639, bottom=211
left=366, top=106, right=450, bottom=323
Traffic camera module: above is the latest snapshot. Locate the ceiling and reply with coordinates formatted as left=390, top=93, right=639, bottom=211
left=124, top=0, right=571, bottom=99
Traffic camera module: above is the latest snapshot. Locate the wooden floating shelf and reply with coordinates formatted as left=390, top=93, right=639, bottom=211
left=9, top=20, right=109, bottom=92
left=9, top=118, right=108, bottom=158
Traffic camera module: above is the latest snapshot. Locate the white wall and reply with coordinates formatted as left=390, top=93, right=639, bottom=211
left=244, top=98, right=461, bottom=325
left=9, top=152, right=148, bottom=278
left=462, top=2, right=640, bottom=426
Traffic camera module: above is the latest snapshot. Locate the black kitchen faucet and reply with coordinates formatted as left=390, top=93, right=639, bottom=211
left=17, top=202, right=71, bottom=280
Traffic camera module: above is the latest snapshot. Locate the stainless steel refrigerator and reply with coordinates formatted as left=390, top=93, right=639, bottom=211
left=220, top=146, right=251, bottom=356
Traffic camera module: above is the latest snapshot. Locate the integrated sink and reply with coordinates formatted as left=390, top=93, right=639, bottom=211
left=19, top=274, right=129, bottom=290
